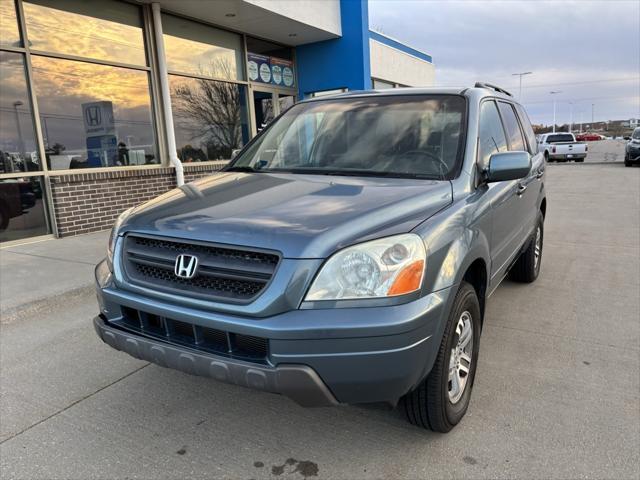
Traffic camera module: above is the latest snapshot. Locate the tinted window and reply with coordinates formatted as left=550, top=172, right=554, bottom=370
left=0, top=52, right=40, bottom=173
left=478, top=100, right=508, bottom=168
left=0, top=0, right=21, bottom=47
left=498, top=102, right=526, bottom=151
left=31, top=56, right=157, bottom=169
left=0, top=177, right=50, bottom=242
left=233, top=95, right=466, bottom=180
left=633, top=128, right=640, bottom=139
left=170, top=75, right=250, bottom=161
left=163, top=13, right=244, bottom=80
left=546, top=134, right=574, bottom=143
left=515, top=104, right=538, bottom=154
left=23, top=0, right=146, bottom=66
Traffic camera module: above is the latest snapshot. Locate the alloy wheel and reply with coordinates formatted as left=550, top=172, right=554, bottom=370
left=448, top=311, right=473, bottom=404
left=534, top=226, right=542, bottom=270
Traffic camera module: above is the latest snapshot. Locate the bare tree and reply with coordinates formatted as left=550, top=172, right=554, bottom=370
left=171, top=59, right=245, bottom=159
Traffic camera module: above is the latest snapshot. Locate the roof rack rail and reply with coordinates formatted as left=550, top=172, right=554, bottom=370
left=474, top=82, right=513, bottom=97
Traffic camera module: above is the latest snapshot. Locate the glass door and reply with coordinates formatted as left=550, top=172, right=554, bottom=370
left=251, top=89, right=296, bottom=136
left=252, top=90, right=275, bottom=134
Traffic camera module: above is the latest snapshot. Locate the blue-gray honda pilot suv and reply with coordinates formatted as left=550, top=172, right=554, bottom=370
left=94, top=84, right=546, bottom=432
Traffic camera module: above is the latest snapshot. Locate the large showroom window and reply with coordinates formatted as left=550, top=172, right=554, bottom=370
left=0, top=52, right=39, bottom=173
left=0, top=0, right=21, bottom=47
left=23, top=0, right=158, bottom=170
left=30, top=56, right=157, bottom=169
left=0, top=1, right=49, bottom=241
left=163, top=14, right=249, bottom=162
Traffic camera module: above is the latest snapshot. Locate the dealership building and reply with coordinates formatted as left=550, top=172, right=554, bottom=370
left=0, top=0, right=434, bottom=243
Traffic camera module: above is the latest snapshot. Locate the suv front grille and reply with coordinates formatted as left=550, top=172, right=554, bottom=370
left=114, top=307, right=269, bottom=363
left=122, top=234, right=280, bottom=303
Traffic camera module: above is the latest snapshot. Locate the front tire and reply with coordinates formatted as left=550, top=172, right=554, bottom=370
left=511, top=212, right=544, bottom=283
left=403, top=282, right=481, bottom=432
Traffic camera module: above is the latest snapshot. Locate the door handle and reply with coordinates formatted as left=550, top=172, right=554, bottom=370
left=517, top=183, right=527, bottom=196
left=536, top=168, right=545, bottom=179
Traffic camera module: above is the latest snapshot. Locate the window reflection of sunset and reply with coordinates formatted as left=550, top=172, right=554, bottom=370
left=164, top=35, right=238, bottom=80
left=0, top=0, right=20, bottom=47
left=31, top=56, right=151, bottom=114
left=23, top=1, right=146, bottom=66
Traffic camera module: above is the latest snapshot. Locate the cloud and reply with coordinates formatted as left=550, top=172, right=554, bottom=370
left=369, top=0, right=640, bottom=123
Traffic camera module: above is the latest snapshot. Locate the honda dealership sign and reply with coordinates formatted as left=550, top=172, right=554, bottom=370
left=247, top=53, right=295, bottom=88
left=82, top=101, right=117, bottom=167
left=82, top=101, right=115, bottom=137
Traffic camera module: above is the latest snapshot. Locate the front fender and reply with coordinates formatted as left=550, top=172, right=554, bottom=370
left=415, top=194, right=491, bottom=296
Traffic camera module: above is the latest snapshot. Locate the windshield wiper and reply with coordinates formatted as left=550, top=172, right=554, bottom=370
left=224, top=165, right=262, bottom=173
left=269, top=168, right=442, bottom=180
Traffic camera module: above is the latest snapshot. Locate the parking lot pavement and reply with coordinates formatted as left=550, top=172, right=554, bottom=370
left=583, top=139, right=625, bottom=163
left=1, top=163, right=639, bottom=480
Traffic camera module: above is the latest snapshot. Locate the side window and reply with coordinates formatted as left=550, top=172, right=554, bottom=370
left=498, top=102, right=526, bottom=151
left=515, top=104, right=538, bottom=154
left=478, top=100, right=508, bottom=169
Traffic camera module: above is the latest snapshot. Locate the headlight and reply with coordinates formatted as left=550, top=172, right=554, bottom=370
left=106, top=207, right=134, bottom=270
left=305, top=234, right=426, bottom=301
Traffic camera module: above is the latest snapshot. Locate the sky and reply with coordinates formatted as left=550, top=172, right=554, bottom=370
left=369, top=0, right=640, bottom=126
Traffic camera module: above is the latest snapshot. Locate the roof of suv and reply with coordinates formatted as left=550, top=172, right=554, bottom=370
left=303, top=86, right=515, bottom=103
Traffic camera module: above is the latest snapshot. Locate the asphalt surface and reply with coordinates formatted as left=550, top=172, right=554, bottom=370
left=571, top=138, right=625, bottom=163
left=1, top=163, right=639, bottom=479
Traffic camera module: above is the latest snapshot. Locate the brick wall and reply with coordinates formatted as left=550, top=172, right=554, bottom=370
left=50, top=163, right=226, bottom=237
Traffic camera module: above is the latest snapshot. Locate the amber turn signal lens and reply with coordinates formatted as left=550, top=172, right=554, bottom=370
left=387, top=259, right=425, bottom=296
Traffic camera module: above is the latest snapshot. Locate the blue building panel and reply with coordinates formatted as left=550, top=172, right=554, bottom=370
left=295, top=0, right=371, bottom=98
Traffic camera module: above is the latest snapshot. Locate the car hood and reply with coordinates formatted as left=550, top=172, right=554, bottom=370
left=122, top=172, right=452, bottom=259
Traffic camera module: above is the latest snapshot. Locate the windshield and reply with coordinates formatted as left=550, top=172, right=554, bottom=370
left=229, top=95, right=466, bottom=180
left=547, top=134, right=574, bottom=143
left=633, top=128, right=640, bottom=140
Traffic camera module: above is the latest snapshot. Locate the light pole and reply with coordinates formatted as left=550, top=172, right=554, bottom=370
left=569, top=102, right=574, bottom=133
left=550, top=91, right=562, bottom=133
left=591, top=103, right=595, bottom=125
left=512, top=71, right=532, bottom=101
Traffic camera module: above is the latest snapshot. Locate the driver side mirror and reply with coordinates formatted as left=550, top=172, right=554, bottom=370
left=485, top=151, right=531, bottom=183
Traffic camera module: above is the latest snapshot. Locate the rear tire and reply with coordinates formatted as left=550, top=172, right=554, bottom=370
left=511, top=212, right=544, bottom=283
left=403, top=282, right=481, bottom=432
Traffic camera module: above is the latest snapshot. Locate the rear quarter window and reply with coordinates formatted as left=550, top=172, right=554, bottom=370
left=515, top=104, right=538, bottom=154
left=497, top=102, right=526, bottom=152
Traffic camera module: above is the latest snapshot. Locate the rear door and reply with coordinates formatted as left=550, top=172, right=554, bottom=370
left=497, top=101, right=536, bottom=240
left=477, top=100, right=522, bottom=282
left=514, top=103, right=545, bottom=233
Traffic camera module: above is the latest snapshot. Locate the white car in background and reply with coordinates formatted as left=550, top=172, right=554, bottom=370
left=538, top=132, right=588, bottom=162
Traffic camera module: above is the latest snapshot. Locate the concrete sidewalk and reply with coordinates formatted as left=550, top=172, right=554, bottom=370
left=0, top=231, right=109, bottom=315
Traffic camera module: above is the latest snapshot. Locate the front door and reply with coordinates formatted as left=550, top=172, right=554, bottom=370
left=251, top=90, right=296, bottom=135
left=252, top=90, right=274, bottom=134
left=477, top=100, right=524, bottom=284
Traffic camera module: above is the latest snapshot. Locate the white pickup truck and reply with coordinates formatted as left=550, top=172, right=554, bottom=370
left=537, top=132, right=587, bottom=162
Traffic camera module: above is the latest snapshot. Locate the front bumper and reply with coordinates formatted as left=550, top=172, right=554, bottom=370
left=94, top=316, right=338, bottom=407
left=95, top=260, right=455, bottom=406
left=627, top=147, right=640, bottom=162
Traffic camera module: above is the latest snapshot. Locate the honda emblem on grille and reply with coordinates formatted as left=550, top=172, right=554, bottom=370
left=174, top=254, right=198, bottom=279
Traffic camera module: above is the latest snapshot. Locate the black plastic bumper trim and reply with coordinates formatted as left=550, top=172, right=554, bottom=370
left=93, top=316, right=338, bottom=407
